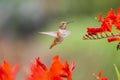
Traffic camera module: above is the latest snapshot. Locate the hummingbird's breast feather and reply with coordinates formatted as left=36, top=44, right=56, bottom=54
left=59, top=29, right=71, bottom=38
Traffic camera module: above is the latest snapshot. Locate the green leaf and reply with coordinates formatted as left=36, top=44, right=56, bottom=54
left=114, top=64, right=120, bottom=80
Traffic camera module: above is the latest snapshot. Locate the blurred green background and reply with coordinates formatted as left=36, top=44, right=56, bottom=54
left=0, top=0, right=120, bottom=80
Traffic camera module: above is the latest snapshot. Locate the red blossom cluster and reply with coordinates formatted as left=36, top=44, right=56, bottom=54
left=26, top=55, right=75, bottom=80
left=0, top=56, right=75, bottom=80
left=83, top=8, right=120, bottom=50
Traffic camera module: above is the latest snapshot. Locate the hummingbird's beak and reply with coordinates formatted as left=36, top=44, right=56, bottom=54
left=67, top=21, right=73, bottom=24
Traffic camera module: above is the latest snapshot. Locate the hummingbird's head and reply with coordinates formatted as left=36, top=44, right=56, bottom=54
left=59, top=21, right=73, bottom=30
left=59, top=21, right=67, bottom=30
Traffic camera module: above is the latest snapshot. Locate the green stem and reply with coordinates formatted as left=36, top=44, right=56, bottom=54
left=114, top=64, right=120, bottom=80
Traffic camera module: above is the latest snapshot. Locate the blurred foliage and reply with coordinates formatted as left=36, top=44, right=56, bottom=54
left=0, top=0, right=119, bottom=39
left=60, top=0, right=120, bottom=15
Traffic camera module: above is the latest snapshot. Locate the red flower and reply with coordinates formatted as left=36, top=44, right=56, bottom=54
left=26, top=55, right=75, bottom=80
left=97, top=13, right=103, bottom=22
left=26, top=57, right=48, bottom=80
left=87, top=27, right=102, bottom=35
left=0, top=61, right=19, bottom=80
left=48, top=55, right=65, bottom=80
left=60, top=61, right=75, bottom=80
left=100, top=9, right=116, bottom=33
left=100, top=20, right=112, bottom=33
left=106, top=8, right=116, bottom=20
left=93, top=70, right=108, bottom=80
left=107, top=36, right=120, bottom=50
left=107, top=37, right=120, bottom=42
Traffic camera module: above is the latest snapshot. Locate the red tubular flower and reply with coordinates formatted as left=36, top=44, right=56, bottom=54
left=97, top=13, right=103, bottom=22
left=0, top=61, right=19, bottom=80
left=100, top=9, right=116, bottom=33
left=93, top=70, right=108, bottom=80
left=26, top=55, right=75, bottom=80
left=60, top=61, right=75, bottom=80
left=87, top=28, right=102, bottom=35
left=100, top=19, right=112, bottom=33
left=106, top=8, right=116, bottom=20
left=26, top=57, right=48, bottom=80
left=48, top=55, right=64, bottom=80
left=107, top=37, right=120, bottom=42
left=107, top=36, right=120, bottom=50
left=97, top=9, right=116, bottom=33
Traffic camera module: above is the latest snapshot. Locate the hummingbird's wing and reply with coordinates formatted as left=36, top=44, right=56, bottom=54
left=39, top=31, right=58, bottom=38
left=64, top=31, right=71, bottom=37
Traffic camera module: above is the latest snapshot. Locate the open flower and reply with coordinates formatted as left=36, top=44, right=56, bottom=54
left=0, top=61, right=19, bottom=80
left=93, top=70, right=108, bottom=80
left=99, top=9, right=116, bottom=33
left=26, top=55, right=75, bottom=80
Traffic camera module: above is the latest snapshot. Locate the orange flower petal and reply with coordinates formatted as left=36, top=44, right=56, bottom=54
left=106, top=8, right=116, bottom=19
left=97, top=13, right=103, bottom=22
left=49, top=55, right=63, bottom=80
left=93, top=70, right=108, bottom=80
left=0, top=61, right=19, bottom=80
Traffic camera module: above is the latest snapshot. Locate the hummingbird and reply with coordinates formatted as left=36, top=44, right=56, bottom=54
left=39, top=21, right=72, bottom=49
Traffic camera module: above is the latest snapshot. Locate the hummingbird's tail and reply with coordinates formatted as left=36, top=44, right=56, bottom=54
left=49, top=39, right=58, bottom=49
left=49, top=45, right=54, bottom=49
left=49, top=43, right=57, bottom=49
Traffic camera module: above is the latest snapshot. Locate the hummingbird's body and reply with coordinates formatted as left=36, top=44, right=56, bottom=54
left=39, top=21, right=71, bottom=49
left=49, top=29, right=69, bottom=49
